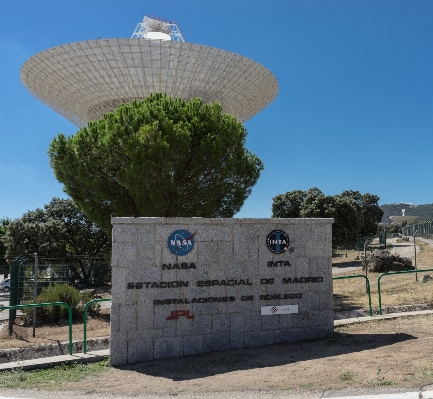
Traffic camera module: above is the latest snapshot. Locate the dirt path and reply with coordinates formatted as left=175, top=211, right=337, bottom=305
left=387, top=237, right=419, bottom=258
left=56, top=314, right=433, bottom=395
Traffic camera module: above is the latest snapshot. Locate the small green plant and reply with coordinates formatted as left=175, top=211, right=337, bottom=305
left=299, top=382, right=315, bottom=389
left=339, top=371, right=354, bottom=381
left=371, top=367, right=395, bottom=386
left=421, top=366, right=433, bottom=379
left=0, top=367, right=26, bottom=387
left=22, top=283, right=100, bottom=323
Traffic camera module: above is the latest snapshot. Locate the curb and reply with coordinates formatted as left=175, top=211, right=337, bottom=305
left=334, top=309, right=433, bottom=326
left=0, top=349, right=109, bottom=372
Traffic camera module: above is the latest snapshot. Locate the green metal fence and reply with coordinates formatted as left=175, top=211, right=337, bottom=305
left=377, top=268, right=433, bottom=315
left=83, top=298, right=111, bottom=354
left=0, top=302, right=73, bottom=355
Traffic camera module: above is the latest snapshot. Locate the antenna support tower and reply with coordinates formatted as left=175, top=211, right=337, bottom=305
left=132, top=15, right=185, bottom=42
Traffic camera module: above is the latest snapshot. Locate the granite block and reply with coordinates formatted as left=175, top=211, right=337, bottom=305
left=203, top=333, right=230, bottom=352
left=110, top=304, right=121, bottom=332
left=245, top=331, right=273, bottom=347
left=110, top=335, right=128, bottom=366
left=295, top=225, right=312, bottom=243
left=261, top=315, right=280, bottom=331
left=296, top=257, right=310, bottom=275
left=301, top=292, right=319, bottom=310
left=177, top=315, right=194, bottom=334
left=193, top=301, right=219, bottom=315
left=279, top=314, right=293, bottom=329
left=311, top=225, right=329, bottom=242
left=212, top=313, right=230, bottom=333
left=198, top=241, right=218, bottom=263
left=111, top=243, right=120, bottom=267
left=230, top=332, right=245, bottom=349
left=117, top=242, right=138, bottom=267
left=138, top=228, right=156, bottom=265
left=113, top=224, right=138, bottom=243
left=154, top=337, right=183, bottom=359
left=225, top=261, right=244, bottom=276
left=128, top=338, right=154, bottom=363
left=183, top=335, right=203, bottom=356
left=305, top=242, right=332, bottom=257
left=120, top=304, right=137, bottom=331
left=111, top=268, right=127, bottom=304
left=244, top=313, right=261, bottom=332
left=318, top=291, right=333, bottom=311
left=154, top=307, right=171, bottom=328
left=317, top=256, right=332, bottom=273
left=292, top=312, right=309, bottom=328
left=163, top=327, right=177, bottom=337
left=309, top=311, right=328, bottom=327
left=218, top=241, right=234, bottom=262
left=193, top=314, right=212, bottom=335
left=274, top=329, right=302, bottom=343
left=230, top=313, right=244, bottom=333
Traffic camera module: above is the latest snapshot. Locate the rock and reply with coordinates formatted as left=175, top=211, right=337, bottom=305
left=362, top=250, right=415, bottom=273
left=401, top=258, right=412, bottom=267
left=422, top=275, right=433, bottom=283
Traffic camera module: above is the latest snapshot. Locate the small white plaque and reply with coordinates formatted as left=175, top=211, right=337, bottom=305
left=261, top=305, right=298, bottom=315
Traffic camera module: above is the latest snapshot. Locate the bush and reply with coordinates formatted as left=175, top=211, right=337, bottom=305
left=23, top=283, right=100, bottom=323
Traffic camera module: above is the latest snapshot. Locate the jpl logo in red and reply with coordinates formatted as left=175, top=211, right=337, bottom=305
left=166, top=310, right=194, bottom=320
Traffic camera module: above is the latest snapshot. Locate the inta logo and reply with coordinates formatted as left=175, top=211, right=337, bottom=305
left=266, top=230, right=289, bottom=254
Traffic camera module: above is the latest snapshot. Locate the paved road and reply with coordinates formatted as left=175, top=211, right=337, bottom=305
left=0, top=388, right=433, bottom=399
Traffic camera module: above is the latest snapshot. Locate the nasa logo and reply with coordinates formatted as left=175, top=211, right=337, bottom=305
left=266, top=230, right=289, bottom=254
left=167, top=230, right=197, bottom=256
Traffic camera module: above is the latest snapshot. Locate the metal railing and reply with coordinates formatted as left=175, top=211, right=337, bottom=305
left=83, top=298, right=111, bottom=354
left=333, top=274, right=373, bottom=317
left=0, top=302, right=73, bottom=355
left=377, top=268, right=433, bottom=315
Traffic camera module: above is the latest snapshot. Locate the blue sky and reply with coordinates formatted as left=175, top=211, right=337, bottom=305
left=1, top=0, right=432, bottom=220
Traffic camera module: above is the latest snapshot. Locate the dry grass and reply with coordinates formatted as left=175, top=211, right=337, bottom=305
left=333, top=241, right=433, bottom=313
left=0, top=311, right=110, bottom=350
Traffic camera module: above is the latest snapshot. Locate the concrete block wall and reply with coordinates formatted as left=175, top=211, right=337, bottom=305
left=110, top=218, right=334, bottom=365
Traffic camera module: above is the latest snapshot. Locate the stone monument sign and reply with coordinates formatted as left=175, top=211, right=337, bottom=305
left=110, top=217, right=334, bottom=365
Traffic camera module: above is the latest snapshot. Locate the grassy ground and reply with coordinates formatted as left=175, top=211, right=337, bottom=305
left=332, top=240, right=433, bottom=313
left=0, top=359, right=110, bottom=389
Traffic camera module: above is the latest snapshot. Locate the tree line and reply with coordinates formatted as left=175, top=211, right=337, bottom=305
left=272, top=188, right=383, bottom=247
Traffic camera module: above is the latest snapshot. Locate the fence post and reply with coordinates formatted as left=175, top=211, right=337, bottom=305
left=332, top=275, right=372, bottom=317
left=414, top=231, right=418, bottom=282
left=33, top=253, right=38, bottom=338
left=8, top=255, right=25, bottom=335
left=364, top=241, right=368, bottom=293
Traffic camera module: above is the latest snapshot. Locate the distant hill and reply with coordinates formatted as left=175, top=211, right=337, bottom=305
left=380, top=203, right=433, bottom=224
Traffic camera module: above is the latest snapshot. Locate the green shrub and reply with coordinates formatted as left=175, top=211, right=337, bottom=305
left=23, top=283, right=100, bottom=323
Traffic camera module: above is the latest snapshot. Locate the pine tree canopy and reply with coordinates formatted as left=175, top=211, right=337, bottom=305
left=48, top=94, right=264, bottom=233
